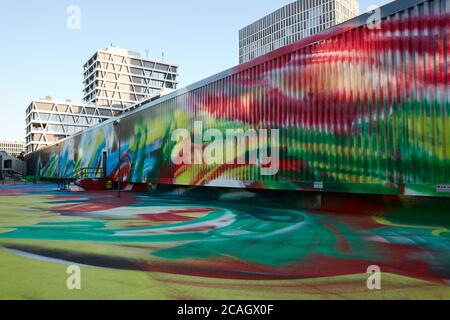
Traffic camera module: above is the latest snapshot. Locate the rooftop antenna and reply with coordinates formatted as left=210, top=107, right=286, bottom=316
left=161, top=51, right=165, bottom=62
left=145, top=49, right=149, bottom=58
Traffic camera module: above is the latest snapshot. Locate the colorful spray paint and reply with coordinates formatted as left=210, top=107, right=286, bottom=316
left=0, top=184, right=449, bottom=299
left=25, top=0, right=450, bottom=198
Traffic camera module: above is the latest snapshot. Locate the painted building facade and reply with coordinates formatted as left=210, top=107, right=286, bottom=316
left=26, top=0, right=450, bottom=197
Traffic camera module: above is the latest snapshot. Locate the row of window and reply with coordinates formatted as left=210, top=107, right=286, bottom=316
left=0, top=143, right=24, bottom=149
left=27, top=114, right=107, bottom=125
left=28, top=123, right=97, bottom=134
left=240, top=11, right=336, bottom=55
left=0, top=144, right=24, bottom=155
left=84, top=55, right=177, bottom=75
left=83, top=71, right=177, bottom=91
left=240, top=0, right=338, bottom=39
left=241, top=8, right=338, bottom=45
left=240, top=21, right=333, bottom=63
left=84, top=79, right=167, bottom=92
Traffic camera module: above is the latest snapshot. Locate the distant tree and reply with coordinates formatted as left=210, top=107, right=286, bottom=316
left=17, top=151, right=25, bottom=160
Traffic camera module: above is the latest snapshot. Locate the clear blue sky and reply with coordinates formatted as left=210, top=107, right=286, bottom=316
left=0, top=0, right=391, bottom=141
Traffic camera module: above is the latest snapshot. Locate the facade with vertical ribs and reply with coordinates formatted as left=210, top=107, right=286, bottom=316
left=83, top=45, right=179, bottom=109
left=26, top=0, right=450, bottom=198
left=239, top=0, right=359, bottom=63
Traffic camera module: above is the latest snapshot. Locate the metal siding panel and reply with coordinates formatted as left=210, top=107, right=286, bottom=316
left=344, top=30, right=352, bottom=183
left=225, top=74, right=230, bottom=180
left=443, top=0, right=449, bottom=183
left=402, top=7, right=412, bottom=184
left=280, top=54, right=285, bottom=181
left=250, top=65, right=256, bottom=182
left=25, top=0, right=449, bottom=197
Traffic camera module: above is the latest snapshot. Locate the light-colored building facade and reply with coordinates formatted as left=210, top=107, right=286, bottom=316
left=0, top=141, right=25, bottom=157
left=25, top=98, right=120, bottom=154
left=83, top=45, right=179, bottom=109
left=24, top=46, right=179, bottom=154
left=239, top=0, right=359, bottom=63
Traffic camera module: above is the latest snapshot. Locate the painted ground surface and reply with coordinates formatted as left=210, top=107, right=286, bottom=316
left=0, top=184, right=449, bottom=300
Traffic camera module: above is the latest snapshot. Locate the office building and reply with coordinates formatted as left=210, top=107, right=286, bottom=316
left=25, top=46, right=179, bottom=154
left=239, top=0, right=359, bottom=63
left=83, top=45, right=179, bottom=109
left=0, top=141, right=25, bottom=157
left=25, top=98, right=120, bottom=153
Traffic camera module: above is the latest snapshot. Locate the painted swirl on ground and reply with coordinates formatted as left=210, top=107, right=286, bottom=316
left=0, top=185, right=448, bottom=284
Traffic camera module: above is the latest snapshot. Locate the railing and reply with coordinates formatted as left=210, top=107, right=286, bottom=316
left=57, top=167, right=106, bottom=190
left=73, top=167, right=105, bottom=180
left=0, top=170, right=30, bottom=185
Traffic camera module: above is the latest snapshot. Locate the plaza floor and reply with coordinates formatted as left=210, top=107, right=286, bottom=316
left=0, top=184, right=449, bottom=299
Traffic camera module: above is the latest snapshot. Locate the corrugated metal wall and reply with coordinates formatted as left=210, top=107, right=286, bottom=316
left=26, top=0, right=449, bottom=197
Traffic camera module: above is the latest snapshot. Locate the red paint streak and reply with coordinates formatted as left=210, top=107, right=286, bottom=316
left=50, top=192, right=138, bottom=214
left=195, top=14, right=449, bottom=132
left=0, top=191, right=25, bottom=196
left=169, top=225, right=216, bottom=233
left=139, top=213, right=195, bottom=222
left=323, top=223, right=351, bottom=254
left=320, top=194, right=402, bottom=215
left=139, top=208, right=213, bottom=222
left=77, top=178, right=107, bottom=191
left=144, top=250, right=447, bottom=284
left=166, top=208, right=214, bottom=214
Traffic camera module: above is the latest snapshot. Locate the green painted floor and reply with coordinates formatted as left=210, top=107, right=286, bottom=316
left=0, top=184, right=448, bottom=299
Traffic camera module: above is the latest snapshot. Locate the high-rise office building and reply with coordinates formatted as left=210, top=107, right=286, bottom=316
left=25, top=98, right=120, bottom=153
left=83, top=45, right=179, bottom=109
left=25, top=46, right=180, bottom=154
left=239, top=0, right=359, bottom=63
left=0, top=141, right=25, bottom=157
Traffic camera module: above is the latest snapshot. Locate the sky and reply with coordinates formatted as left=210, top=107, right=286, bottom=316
left=0, top=0, right=392, bottom=141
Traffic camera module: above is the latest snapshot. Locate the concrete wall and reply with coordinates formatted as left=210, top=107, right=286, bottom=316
left=0, top=152, right=26, bottom=176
